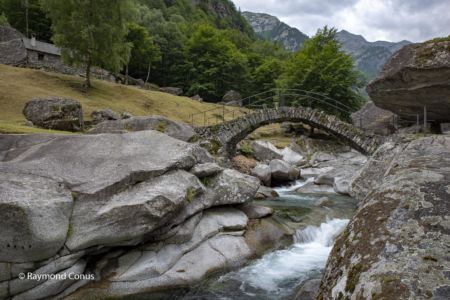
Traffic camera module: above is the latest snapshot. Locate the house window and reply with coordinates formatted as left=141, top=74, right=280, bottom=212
left=38, top=53, right=45, bottom=61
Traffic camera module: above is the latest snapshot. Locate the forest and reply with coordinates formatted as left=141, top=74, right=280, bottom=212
left=0, top=0, right=365, bottom=117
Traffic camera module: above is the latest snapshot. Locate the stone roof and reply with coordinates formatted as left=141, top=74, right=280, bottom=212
left=22, top=37, right=61, bottom=56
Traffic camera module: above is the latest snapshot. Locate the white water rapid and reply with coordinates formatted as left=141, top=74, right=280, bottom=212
left=217, top=218, right=349, bottom=299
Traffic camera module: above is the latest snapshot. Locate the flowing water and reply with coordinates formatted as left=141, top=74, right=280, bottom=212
left=176, top=180, right=356, bottom=300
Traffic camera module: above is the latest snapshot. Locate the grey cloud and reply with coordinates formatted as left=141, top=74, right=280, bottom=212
left=233, top=0, right=450, bottom=42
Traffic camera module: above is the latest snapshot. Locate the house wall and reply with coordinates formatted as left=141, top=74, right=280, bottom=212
left=26, top=50, right=115, bottom=82
left=27, top=50, right=81, bottom=75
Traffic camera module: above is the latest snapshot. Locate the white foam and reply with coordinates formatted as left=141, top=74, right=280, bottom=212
left=218, top=218, right=349, bottom=298
left=275, top=177, right=315, bottom=194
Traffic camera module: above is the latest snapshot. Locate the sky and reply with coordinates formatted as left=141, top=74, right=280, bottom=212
left=232, top=0, right=450, bottom=43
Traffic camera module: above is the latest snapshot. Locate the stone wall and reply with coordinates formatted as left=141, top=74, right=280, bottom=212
left=26, top=50, right=81, bottom=76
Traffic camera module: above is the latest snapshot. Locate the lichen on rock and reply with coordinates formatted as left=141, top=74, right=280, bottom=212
left=318, top=135, right=450, bottom=300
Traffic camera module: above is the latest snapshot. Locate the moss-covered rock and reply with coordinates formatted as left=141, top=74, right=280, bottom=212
left=318, top=135, right=450, bottom=299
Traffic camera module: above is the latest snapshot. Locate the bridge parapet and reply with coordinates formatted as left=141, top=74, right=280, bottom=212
left=195, top=107, right=382, bottom=156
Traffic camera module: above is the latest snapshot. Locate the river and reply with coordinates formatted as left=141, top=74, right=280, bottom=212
left=175, top=180, right=357, bottom=300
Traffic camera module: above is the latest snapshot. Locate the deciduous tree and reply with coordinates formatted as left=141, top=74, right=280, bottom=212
left=279, top=26, right=365, bottom=119
left=41, top=0, right=137, bottom=89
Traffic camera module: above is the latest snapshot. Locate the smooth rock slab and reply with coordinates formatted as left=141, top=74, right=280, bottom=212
left=66, top=170, right=203, bottom=251
left=109, top=207, right=248, bottom=282
left=88, top=116, right=196, bottom=142
left=0, top=172, right=72, bottom=263
left=108, top=235, right=252, bottom=297
left=12, top=259, right=87, bottom=300
left=0, top=131, right=199, bottom=195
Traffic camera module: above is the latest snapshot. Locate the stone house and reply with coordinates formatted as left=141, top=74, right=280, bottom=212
left=0, top=25, right=113, bottom=80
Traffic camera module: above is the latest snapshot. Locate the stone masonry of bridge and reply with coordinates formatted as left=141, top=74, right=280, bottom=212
left=195, top=107, right=382, bottom=156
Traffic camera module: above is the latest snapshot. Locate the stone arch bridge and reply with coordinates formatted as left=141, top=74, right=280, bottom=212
left=194, top=107, right=381, bottom=156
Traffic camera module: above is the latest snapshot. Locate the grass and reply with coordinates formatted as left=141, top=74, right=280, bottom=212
left=248, top=124, right=293, bottom=148
left=0, top=64, right=247, bottom=133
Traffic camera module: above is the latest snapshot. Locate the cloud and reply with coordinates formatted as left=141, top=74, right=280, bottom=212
left=233, top=0, right=450, bottom=42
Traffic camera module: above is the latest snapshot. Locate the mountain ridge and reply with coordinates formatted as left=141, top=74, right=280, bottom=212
left=241, top=11, right=412, bottom=80
left=242, top=11, right=308, bottom=51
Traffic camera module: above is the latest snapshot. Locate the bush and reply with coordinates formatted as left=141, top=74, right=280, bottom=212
left=239, top=142, right=253, bottom=156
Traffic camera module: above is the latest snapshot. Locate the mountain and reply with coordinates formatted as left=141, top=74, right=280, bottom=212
left=242, top=11, right=308, bottom=51
left=335, top=30, right=411, bottom=80
left=241, top=12, right=411, bottom=80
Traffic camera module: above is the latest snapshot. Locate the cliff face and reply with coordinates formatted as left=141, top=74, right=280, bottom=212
left=318, top=135, right=450, bottom=299
left=242, top=11, right=308, bottom=51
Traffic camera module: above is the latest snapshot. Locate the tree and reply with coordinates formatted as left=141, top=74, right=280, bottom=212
left=1, top=0, right=52, bottom=41
left=125, top=23, right=161, bottom=84
left=138, top=5, right=188, bottom=87
left=279, top=26, right=365, bottom=120
left=186, top=24, right=248, bottom=101
left=41, top=0, right=137, bottom=89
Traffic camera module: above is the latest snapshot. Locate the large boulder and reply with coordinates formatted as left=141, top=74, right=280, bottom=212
left=351, top=101, right=396, bottom=135
left=269, top=159, right=300, bottom=184
left=281, top=147, right=305, bottom=166
left=318, top=135, right=450, bottom=299
left=88, top=115, right=196, bottom=142
left=251, top=140, right=283, bottom=162
left=63, top=207, right=252, bottom=298
left=251, top=163, right=272, bottom=186
left=23, top=98, right=83, bottom=131
left=0, top=131, right=261, bottom=299
left=0, top=26, right=27, bottom=65
left=367, top=40, right=450, bottom=126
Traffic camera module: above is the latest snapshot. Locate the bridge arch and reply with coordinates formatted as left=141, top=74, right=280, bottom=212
left=195, top=107, right=381, bottom=156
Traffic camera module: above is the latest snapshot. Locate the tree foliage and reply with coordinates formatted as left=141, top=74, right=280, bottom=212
left=40, top=0, right=137, bottom=88
left=1, top=0, right=52, bottom=41
left=185, top=24, right=248, bottom=101
left=2, top=0, right=366, bottom=120
left=126, top=23, right=161, bottom=83
left=278, top=26, right=366, bottom=119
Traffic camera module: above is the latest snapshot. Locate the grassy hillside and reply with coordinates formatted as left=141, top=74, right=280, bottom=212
left=0, top=64, right=244, bottom=133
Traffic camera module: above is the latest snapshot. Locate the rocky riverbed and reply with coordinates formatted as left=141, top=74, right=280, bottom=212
left=0, top=127, right=368, bottom=300
left=0, top=131, right=265, bottom=299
